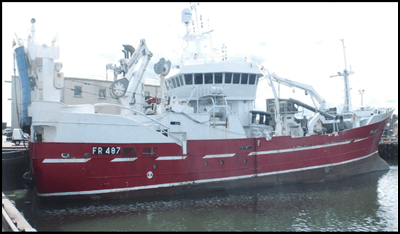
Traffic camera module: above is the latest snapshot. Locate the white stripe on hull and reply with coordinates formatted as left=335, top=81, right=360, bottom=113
left=42, top=159, right=91, bottom=163
left=156, top=156, right=187, bottom=160
left=248, top=140, right=352, bottom=156
left=354, top=137, right=369, bottom=142
left=203, top=153, right=235, bottom=159
left=37, top=150, right=378, bottom=197
left=111, top=158, right=138, bottom=162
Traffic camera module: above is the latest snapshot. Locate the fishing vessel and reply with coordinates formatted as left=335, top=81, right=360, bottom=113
left=14, top=3, right=393, bottom=200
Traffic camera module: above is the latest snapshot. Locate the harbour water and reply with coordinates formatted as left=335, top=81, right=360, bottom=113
left=3, top=166, right=398, bottom=231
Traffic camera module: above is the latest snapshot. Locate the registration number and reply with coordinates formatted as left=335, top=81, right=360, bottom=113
left=93, top=147, right=121, bottom=155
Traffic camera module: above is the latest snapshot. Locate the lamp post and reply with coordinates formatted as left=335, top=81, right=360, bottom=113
left=359, top=89, right=365, bottom=107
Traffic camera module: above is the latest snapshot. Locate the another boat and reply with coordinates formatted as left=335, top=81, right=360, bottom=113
left=2, top=148, right=30, bottom=191
left=14, top=3, right=393, bottom=200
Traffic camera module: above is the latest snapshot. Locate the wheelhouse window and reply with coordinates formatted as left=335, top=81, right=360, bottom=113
left=256, top=74, right=261, bottom=85
left=175, top=76, right=181, bottom=87
left=204, top=73, right=213, bottom=84
left=194, top=73, right=203, bottom=85
left=74, top=85, right=82, bottom=97
left=168, top=79, right=174, bottom=89
left=225, top=73, right=232, bottom=84
left=232, top=73, right=240, bottom=84
left=184, top=74, right=193, bottom=85
left=249, top=74, right=256, bottom=84
left=179, top=75, right=184, bottom=86
left=172, top=78, right=177, bottom=88
left=215, top=73, right=223, bottom=84
left=241, top=73, right=249, bottom=84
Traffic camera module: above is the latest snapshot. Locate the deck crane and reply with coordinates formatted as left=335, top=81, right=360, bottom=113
left=268, top=73, right=326, bottom=111
left=260, top=66, right=332, bottom=136
left=107, top=39, right=153, bottom=114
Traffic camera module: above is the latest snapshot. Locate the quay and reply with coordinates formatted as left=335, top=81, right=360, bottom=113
left=2, top=135, right=35, bottom=232
left=2, top=135, right=30, bottom=192
left=378, top=141, right=398, bottom=165
left=2, top=192, right=36, bottom=231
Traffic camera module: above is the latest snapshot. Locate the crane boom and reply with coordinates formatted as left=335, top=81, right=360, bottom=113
left=108, top=39, right=153, bottom=114
left=269, top=73, right=326, bottom=110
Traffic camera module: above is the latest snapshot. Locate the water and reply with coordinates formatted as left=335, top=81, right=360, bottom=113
left=3, top=166, right=398, bottom=231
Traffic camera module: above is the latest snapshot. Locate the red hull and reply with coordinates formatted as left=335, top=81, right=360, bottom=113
left=29, top=116, right=390, bottom=200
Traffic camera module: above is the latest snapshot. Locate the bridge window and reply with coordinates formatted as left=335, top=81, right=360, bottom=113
left=179, top=75, right=184, bottom=86
left=184, top=74, right=193, bottom=85
left=194, top=73, right=203, bottom=84
left=175, top=76, right=181, bottom=87
left=249, top=74, right=256, bottom=84
left=168, top=79, right=174, bottom=89
left=241, top=73, right=249, bottom=84
left=172, top=78, right=177, bottom=88
left=215, top=73, right=223, bottom=84
left=225, top=73, right=232, bottom=84
left=233, top=73, right=240, bottom=84
left=205, top=73, right=213, bottom=84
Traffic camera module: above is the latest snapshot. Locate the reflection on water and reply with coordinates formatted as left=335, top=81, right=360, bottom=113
left=4, top=166, right=398, bottom=231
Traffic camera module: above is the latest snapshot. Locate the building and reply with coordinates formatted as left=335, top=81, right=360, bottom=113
left=9, top=76, right=160, bottom=131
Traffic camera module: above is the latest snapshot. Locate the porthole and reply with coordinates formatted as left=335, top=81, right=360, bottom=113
left=153, top=163, right=158, bottom=169
left=220, top=160, right=224, bottom=166
left=205, top=161, right=209, bottom=166
left=244, top=159, right=247, bottom=163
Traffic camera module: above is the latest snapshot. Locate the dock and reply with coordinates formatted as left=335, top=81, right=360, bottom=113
left=2, top=135, right=30, bottom=192
left=379, top=141, right=398, bottom=165
left=2, top=192, right=36, bottom=231
left=2, top=135, right=35, bottom=231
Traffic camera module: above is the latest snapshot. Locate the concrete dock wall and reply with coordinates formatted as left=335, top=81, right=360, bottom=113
left=2, top=193, right=36, bottom=232
left=378, top=143, right=398, bottom=165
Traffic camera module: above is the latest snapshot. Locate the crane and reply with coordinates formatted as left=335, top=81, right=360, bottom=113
left=268, top=72, right=326, bottom=110
left=107, top=39, right=153, bottom=112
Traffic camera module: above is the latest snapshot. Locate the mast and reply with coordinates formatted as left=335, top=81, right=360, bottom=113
left=181, top=2, right=213, bottom=63
left=330, top=39, right=354, bottom=113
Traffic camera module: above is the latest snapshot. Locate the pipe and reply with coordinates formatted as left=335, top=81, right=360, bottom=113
left=288, top=98, right=336, bottom=119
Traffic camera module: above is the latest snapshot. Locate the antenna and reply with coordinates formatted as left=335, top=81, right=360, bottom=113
left=341, top=39, right=347, bottom=71
left=181, top=8, right=192, bottom=33
left=359, top=89, right=365, bottom=107
left=30, top=18, right=36, bottom=44
left=191, top=2, right=200, bottom=34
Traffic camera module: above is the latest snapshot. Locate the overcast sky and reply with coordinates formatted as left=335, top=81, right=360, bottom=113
left=2, top=2, right=398, bottom=126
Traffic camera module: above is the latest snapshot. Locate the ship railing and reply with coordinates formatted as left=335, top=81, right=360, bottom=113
left=205, top=97, right=233, bottom=115
left=93, top=103, right=184, bottom=146
left=93, top=103, right=169, bottom=134
left=180, top=85, right=198, bottom=113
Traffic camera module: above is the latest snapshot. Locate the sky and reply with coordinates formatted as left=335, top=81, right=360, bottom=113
left=2, top=2, right=398, bottom=126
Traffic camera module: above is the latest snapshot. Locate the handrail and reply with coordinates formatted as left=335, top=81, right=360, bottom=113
left=181, top=86, right=198, bottom=113
left=94, top=103, right=184, bottom=146
left=205, top=105, right=234, bottom=115
left=93, top=103, right=169, bottom=130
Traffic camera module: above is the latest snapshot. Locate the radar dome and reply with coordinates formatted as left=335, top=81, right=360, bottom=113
left=181, top=8, right=192, bottom=25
